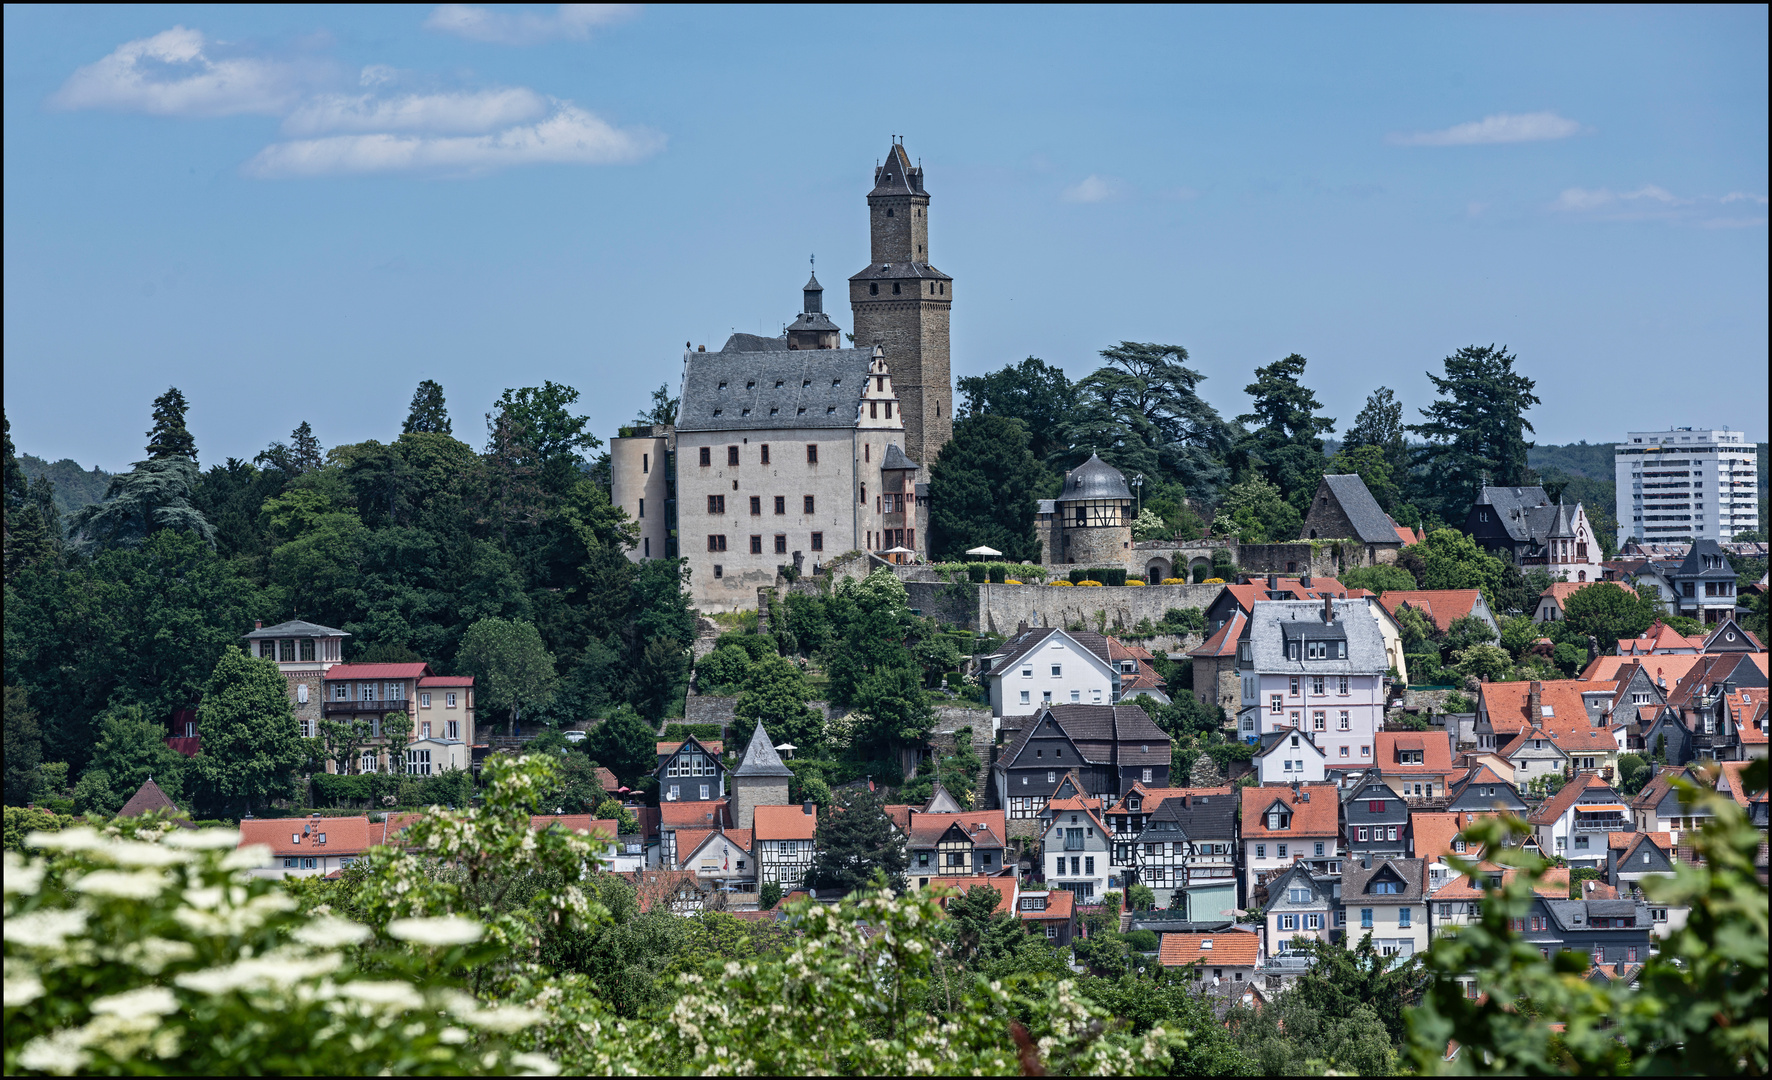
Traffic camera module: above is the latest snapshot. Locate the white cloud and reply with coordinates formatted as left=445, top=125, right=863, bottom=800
left=1061, top=175, right=1126, bottom=204
left=245, top=102, right=664, bottom=177
left=425, top=4, right=638, bottom=45
left=50, top=26, right=317, bottom=116
left=282, top=88, right=550, bottom=136
left=1554, top=184, right=1766, bottom=227
left=1389, top=111, right=1580, bottom=147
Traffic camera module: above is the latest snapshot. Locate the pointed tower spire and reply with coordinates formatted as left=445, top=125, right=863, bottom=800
left=734, top=720, right=794, bottom=778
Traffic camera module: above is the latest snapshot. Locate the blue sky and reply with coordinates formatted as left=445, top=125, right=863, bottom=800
left=5, top=4, right=1767, bottom=471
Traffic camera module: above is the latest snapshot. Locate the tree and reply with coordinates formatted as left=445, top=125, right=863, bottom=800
left=1407, top=345, right=1540, bottom=521
left=66, top=458, right=215, bottom=552
left=1408, top=527, right=1506, bottom=596
left=1234, top=353, right=1336, bottom=508
left=403, top=379, right=452, bottom=434
left=734, top=654, right=824, bottom=754
left=191, top=646, right=303, bottom=816
left=146, top=386, right=197, bottom=462
left=87, top=702, right=189, bottom=805
left=1213, top=475, right=1300, bottom=542
left=1283, top=933, right=1426, bottom=1052
left=1077, top=969, right=1254, bottom=1075
left=289, top=422, right=324, bottom=474
left=1442, top=614, right=1498, bottom=656
left=1455, top=643, right=1516, bottom=684
left=1338, top=563, right=1419, bottom=596
left=1615, top=753, right=1650, bottom=795
left=759, top=880, right=783, bottom=910
left=634, top=383, right=678, bottom=428
left=1229, top=993, right=1397, bottom=1076
left=457, top=618, right=559, bottom=737
left=586, top=707, right=656, bottom=786
left=1343, top=386, right=1408, bottom=480
left=1326, top=443, right=1400, bottom=512
left=1561, top=582, right=1656, bottom=654
left=926, top=414, right=1044, bottom=562
left=955, top=356, right=1075, bottom=462
left=4, top=413, right=64, bottom=580
left=3, top=686, right=42, bottom=806
left=592, top=796, right=639, bottom=835
left=805, top=786, right=908, bottom=893
left=695, top=644, right=754, bottom=694
left=487, top=382, right=601, bottom=495
left=1064, top=342, right=1234, bottom=502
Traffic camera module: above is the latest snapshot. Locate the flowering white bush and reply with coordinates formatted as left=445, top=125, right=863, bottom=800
left=1, top=817, right=550, bottom=1076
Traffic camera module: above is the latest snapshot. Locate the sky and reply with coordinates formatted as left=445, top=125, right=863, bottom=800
left=4, top=4, right=1768, bottom=472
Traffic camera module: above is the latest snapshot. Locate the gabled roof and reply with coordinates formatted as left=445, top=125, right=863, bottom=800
left=909, top=810, right=1007, bottom=849
left=1613, top=620, right=1705, bottom=657
left=529, top=815, right=618, bottom=841
left=1435, top=864, right=1570, bottom=901
left=929, top=877, right=1014, bottom=914
left=1016, top=889, right=1074, bottom=921
left=880, top=443, right=920, bottom=472
left=244, top=619, right=348, bottom=639
left=1004, top=705, right=1170, bottom=768
left=1375, top=730, right=1455, bottom=772
left=629, top=869, right=706, bottom=913
left=1702, top=618, right=1765, bottom=653
left=987, top=626, right=1116, bottom=674
left=752, top=802, right=818, bottom=841
left=1665, top=653, right=1770, bottom=708
left=1258, top=727, right=1326, bottom=759
left=1042, top=802, right=1111, bottom=839
left=1480, top=680, right=1601, bottom=738
left=323, top=663, right=431, bottom=681
left=1134, top=791, right=1237, bottom=842
left=1447, top=763, right=1524, bottom=808
left=1159, top=930, right=1261, bottom=968
left=1528, top=772, right=1624, bottom=826
left=1629, top=767, right=1697, bottom=813
left=1216, top=578, right=1354, bottom=618
left=676, top=827, right=753, bottom=865
left=660, top=800, right=729, bottom=830
left=1315, top=474, right=1405, bottom=543
left=1188, top=609, right=1246, bottom=659
left=1409, top=811, right=1498, bottom=863
left=1240, top=783, right=1339, bottom=838
left=239, top=816, right=373, bottom=857
left=1345, top=857, right=1427, bottom=903
left=657, top=739, right=724, bottom=757
left=1378, top=591, right=1486, bottom=634
left=733, top=721, right=795, bottom=778
left=1498, top=727, right=1569, bottom=761
left=118, top=778, right=183, bottom=819
left=1111, top=783, right=1233, bottom=813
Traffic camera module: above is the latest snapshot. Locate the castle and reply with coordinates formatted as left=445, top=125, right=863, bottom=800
left=610, top=140, right=951, bottom=612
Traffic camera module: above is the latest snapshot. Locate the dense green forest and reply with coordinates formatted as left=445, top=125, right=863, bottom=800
left=17, top=455, right=114, bottom=516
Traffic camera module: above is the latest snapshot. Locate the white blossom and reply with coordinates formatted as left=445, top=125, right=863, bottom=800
left=337, top=980, right=426, bottom=1012
left=460, top=1004, right=545, bottom=1033
left=176, top=953, right=342, bottom=995
left=220, top=844, right=273, bottom=870
left=91, top=986, right=179, bottom=1019
left=4, top=907, right=89, bottom=948
left=3, top=852, right=45, bottom=896
left=163, top=828, right=242, bottom=850
left=72, top=868, right=173, bottom=900
left=4, top=973, right=46, bottom=1007
left=511, top=1051, right=561, bottom=1075
left=103, top=841, right=195, bottom=868
left=294, top=917, right=373, bottom=948
left=18, top=1029, right=90, bottom=1074
left=387, top=915, right=483, bottom=946
left=26, top=826, right=106, bottom=852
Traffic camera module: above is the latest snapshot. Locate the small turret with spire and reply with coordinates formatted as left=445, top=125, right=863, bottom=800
left=786, top=255, right=842, bottom=350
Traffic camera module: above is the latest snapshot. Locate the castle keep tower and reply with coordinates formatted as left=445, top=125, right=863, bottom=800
left=850, top=139, right=953, bottom=467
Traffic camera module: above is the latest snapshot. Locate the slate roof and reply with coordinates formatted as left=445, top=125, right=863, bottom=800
left=118, top=778, right=186, bottom=820
left=733, top=721, right=795, bottom=778
left=244, top=619, right=348, bottom=639
left=1672, top=539, right=1737, bottom=582
left=1345, top=857, right=1427, bottom=903
left=1058, top=454, right=1132, bottom=502
left=1447, top=763, right=1524, bottom=808
left=677, top=347, right=878, bottom=433
left=1248, top=600, right=1388, bottom=674
left=1002, top=704, right=1170, bottom=769
left=1581, top=653, right=1702, bottom=685
left=1665, top=653, right=1770, bottom=707
left=1475, top=486, right=1584, bottom=547
left=880, top=444, right=920, bottom=471
left=1379, top=591, right=1487, bottom=634
left=1318, top=474, right=1402, bottom=543
left=1132, top=791, right=1237, bottom=842
left=1543, top=897, right=1648, bottom=931
left=1159, top=930, right=1261, bottom=968
left=868, top=141, right=924, bottom=197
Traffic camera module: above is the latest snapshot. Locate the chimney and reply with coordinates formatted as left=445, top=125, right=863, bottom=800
left=1528, top=681, right=1543, bottom=718
left=1268, top=573, right=1279, bottom=590
left=255, top=620, right=263, bottom=630
left=1362, top=856, right=1371, bottom=870
left=1018, top=620, right=1029, bottom=636
left=803, top=801, right=815, bottom=815
left=1323, top=594, right=1334, bottom=624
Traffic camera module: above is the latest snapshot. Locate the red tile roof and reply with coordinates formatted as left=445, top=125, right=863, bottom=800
left=1579, top=653, right=1703, bottom=687
left=1240, top=783, right=1339, bottom=838
left=1729, top=692, right=1769, bottom=746
left=660, top=800, right=728, bottom=829
left=752, top=803, right=818, bottom=841
left=908, top=810, right=1007, bottom=849
left=529, top=815, right=617, bottom=840
left=1480, top=680, right=1600, bottom=739
left=1409, top=811, right=1498, bottom=862
left=1527, top=771, right=1624, bottom=826
left=928, top=876, right=1015, bottom=914
left=417, top=674, right=473, bottom=686
left=1017, top=889, right=1074, bottom=921
left=595, top=766, right=619, bottom=791
left=1435, top=864, right=1570, bottom=900
left=1375, top=731, right=1455, bottom=773
left=1379, top=590, right=1485, bottom=634
left=1188, top=610, right=1245, bottom=659
left=1615, top=620, right=1705, bottom=656
left=1116, top=783, right=1235, bottom=811
left=1159, top=929, right=1260, bottom=967
left=323, top=663, right=432, bottom=681
left=1539, top=581, right=1635, bottom=606
left=657, top=740, right=723, bottom=756
left=239, top=815, right=373, bottom=857
left=677, top=828, right=752, bottom=861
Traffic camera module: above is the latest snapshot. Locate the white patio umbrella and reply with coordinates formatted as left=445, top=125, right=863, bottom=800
left=964, top=545, right=1003, bottom=559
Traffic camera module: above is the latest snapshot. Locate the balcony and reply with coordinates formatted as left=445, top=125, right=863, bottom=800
left=323, top=700, right=411, bottom=718
left=1572, top=812, right=1629, bottom=833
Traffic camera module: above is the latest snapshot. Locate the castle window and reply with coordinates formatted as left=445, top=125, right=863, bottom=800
left=707, top=535, right=727, bottom=552
left=760, top=444, right=770, bottom=464
left=300, top=639, right=315, bottom=662
left=892, top=282, right=901, bottom=295
left=707, top=495, right=725, bottom=514
left=774, top=535, right=788, bottom=554
left=750, top=496, right=761, bottom=515
left=804, top=495, right=815, bottom=514
left=811, top=532, right=823, bottom=551
left=886, top=208, right=894, bottom=217
left=713, top=564, right=723, bottom=578
left=699, top=447, right=711, bottom=467
left=870, top=283, right=878, bottom=295
left=930, top=282, right=934, bottom=294
left=751, top=536, right=763, bottom=554
left=885, top=402, right=893, bottom=418
left=727, top=446, right=739, bottom=466
left=806, top=445, right=818, bottom=464
left=940, top=283, right=945, bottom=295
left=774, top=496, right=786, bottom=515
left=871, top=402, right=878, bottom=419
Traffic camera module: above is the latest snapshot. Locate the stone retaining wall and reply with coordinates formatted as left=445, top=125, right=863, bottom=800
left=974, top=582, right=1225, bottom=636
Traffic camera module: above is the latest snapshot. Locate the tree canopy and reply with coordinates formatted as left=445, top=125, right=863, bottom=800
left=146, top=386, right=197, bottom=462
left=927, top=414, right=1043, bottom=562
left=1408, top=345, right=1540, bottom=521
left=403, top=379, right=453, bottom=434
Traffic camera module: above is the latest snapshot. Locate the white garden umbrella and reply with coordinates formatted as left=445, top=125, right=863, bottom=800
left=965, top=545, right=1002, bottom=559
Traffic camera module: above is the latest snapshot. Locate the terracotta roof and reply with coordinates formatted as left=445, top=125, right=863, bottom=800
left=1188, top=610, right=1245, bottom=658
left=1375, top=730, right=1455, bottom=773
left=657, top=740, right=724, bottom=756
left=529, top=815, right=617, bottom=840
left=1106, top=636, right=1168, bottom=695
left=376, top=812, right=425, bottom=846
left=1395, top=523, right=1424, bottom=546
left=752, top=803, right=819, bottom=841
left=1665, top=653, right=1768, bottom=707
left=929, top=876, right=1014, bottom=914
left=1046, top=795, right=1106, bottom=817
left=1539, top=581, right=1635, bottom=605
left=884, top=804, right=913, bottom=835
left=1615, top=620, right=1704, bottom=656
left=1116, top=783, right=1235, bottom=811
left=1549, top=726, right=1621, bottom=757
left=1579, top=880, right=1620, bottom=900
left=1480, top=680, right=1600, bottom=738
left=239, top=816, right=373, bottom=858
left=677, top=828, right=753, bottom=862
left=323, top=663, right=431, bottom=681
left=1017, top=889, right=1074, bottom=921
left=1379, top=590, right=1485, bottom=633
left=417, top=674, right=473, bottom=686
left=1042, top=803, right=1110, bottom=839
left=1410, top=811, right=1498, bottom=862
left=1158, top=930, right=1261, bottom=968
left=118, top=778, right=183, bottom=819
left=1717, top=761, right=1768, bottom=807
left=1527, top=771, right=1623, bottom=826
left=1629, top=767, right=1697, bottom=812
left=909, top=810, right=1007, bottom=849
left=1435, top=864, right=1570, bottom=900
left=1498, top=726, right=1567, bottom=761
left=1729, top=692, right=1769, bottom=745
left=1240, top=783, right=1339, bottom=838
left=660, top=800, right=728, bottom=829
left=595, top=766, right=619, bottom=791
left=1580, top=653, right=1702, bottom=687
left=1220, top=577, right=1353, bottom=617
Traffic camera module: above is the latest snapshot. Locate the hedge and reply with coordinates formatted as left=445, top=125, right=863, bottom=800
left=1068, top=567, right=1127, bottom=586
left=309, top=769, right=474, bottom=809
left=662, top=722, right=724, bottom=743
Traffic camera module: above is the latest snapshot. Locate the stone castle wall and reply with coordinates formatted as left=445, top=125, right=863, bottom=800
left=1059, top=524, right=1133, bottom=568
left=974, top=582, right=1226, bottom=636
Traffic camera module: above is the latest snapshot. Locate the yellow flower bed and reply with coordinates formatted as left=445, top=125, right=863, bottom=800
left=1077, top=580, right=1104, bottom=587
left=1051, top=580, right=1073, bottom=587
left=1160, top=577, right=1187, bottom=585
left=1202, top=577, right=1225, bottom=584
left=1126, top=579, right=1146, bottom=586
left=1004, top=579, right=1022, bottom=585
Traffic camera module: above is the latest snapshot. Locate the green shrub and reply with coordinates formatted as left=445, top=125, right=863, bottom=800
left=660, top=722, right=723, bottom=743
left=1069, top=567, right=1128, bottom=586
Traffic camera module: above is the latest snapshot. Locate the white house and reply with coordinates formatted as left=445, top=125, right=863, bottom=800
left=1247, top=598, right=1389, bottom=767
left=1255, top=727, right=1328, bottom=785
left=983, top=627, right=1120, bottom=719
left=1527, top=772, right=1630, bottom=868
left=1040, top=799, right=1114, bottom=902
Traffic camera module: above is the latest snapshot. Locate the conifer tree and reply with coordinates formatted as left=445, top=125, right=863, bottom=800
left=146, top=387, right=197, bottom=462
left=403, top=379, right=452, bottom=435
left=1233, top=353, right=1335, bottom=509
left=805, top=785, right=908, bottom=892
left=1407, top=344, right=1540, bottom=521
left=290, top=421, right=324, bottom=473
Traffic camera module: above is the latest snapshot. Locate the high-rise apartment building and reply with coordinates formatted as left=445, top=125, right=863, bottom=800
left=1614, top=428, right=1759, bottom=546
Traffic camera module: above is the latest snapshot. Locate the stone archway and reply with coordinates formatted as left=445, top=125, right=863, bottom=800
left=1145, top=557, right=1172, bottom=583
left=1188, top=556, right=1213, bottom=582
